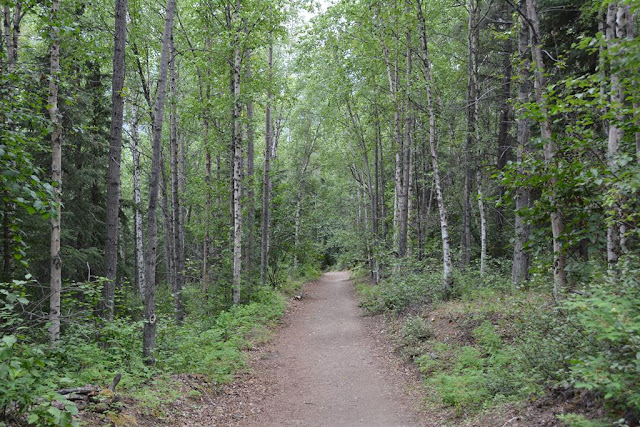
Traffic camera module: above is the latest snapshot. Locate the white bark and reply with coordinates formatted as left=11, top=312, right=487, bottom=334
left=48, top=0, right=61, bottom=345
left=477, top=171, right=486, bottom=276
left=416, top=0, right=453, bottom=290
left=131, top=105, right=145, bottom=298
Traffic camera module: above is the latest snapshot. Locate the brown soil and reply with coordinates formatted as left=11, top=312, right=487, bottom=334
left=183, top=271, right=424, bottom=426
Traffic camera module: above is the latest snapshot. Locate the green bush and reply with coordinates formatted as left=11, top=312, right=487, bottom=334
left=158, top=287, right=286, bottom=383
left=561, top=257, right=640, bottom=413
left=402, top=315, right=433, bottom=343
left=358, top=271, right=444, bottom=315
left=428, top=322, right=538, bottom=411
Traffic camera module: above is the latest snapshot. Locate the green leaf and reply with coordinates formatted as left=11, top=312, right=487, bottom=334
left=2, top=335, right=17, bottom=347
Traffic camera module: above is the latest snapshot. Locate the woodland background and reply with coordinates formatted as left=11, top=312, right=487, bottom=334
left=1, top=0, right=639, bottom=425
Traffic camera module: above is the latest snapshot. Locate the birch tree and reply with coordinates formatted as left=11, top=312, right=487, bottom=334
left=48, top=0, right=61, bottom=344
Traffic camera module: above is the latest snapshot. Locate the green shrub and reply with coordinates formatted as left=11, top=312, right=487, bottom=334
left=561, top=258, right=640, bottom=413
left=358, top=272, right=444, bottom=315
left=402, top=315, right=433, bottom=343
left=158, top=287, right=286, bottom=383
left=428, top=322, right=538, bottom=411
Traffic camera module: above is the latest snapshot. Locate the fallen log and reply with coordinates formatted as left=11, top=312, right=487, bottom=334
left=56, top=385, right=101, bottom=396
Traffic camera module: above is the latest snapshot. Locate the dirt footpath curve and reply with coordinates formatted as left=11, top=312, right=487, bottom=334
left=236, top=271, right=421, bottom=427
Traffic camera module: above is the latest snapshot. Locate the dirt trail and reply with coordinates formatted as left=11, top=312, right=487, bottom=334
left=237, top=271, right=421, bottom=427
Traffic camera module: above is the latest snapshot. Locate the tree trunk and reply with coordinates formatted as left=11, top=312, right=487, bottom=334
left=202, top=130, right=212, bottom=290
left=143, top=0, right=176, bottom=364
left=416, top=0, right=453, bottom=291
left=605, top=3, right=629, bottom=265
left=161, top=151, right=175, bottom=291
left=48, top=0, right=61, bottom=345
left=261, top=43, right=273, bottom=286
left=131, top=104, right=145, bottom=298
left=461, top=0, right=478, bottom=270
left=477, top=171, right=486, bottom=276
left=169, top=41, right=184, bottom=323
left=512, top=8, right=532, bottom=285
left=398, top=29, right=412, bottom=259
left=103, top=0, right=128, bottom=320
left=201, top=41, right=212, bottom=293
left=245, top=50, right=256, bottom=279
left=496, top=2, right=514, bottom=244
left=231, top=41, right=243, bottom=304
left=526, top=0, right=566, bottom=297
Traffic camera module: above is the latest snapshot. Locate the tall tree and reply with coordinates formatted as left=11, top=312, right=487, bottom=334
left=169, top=39, right=184, bottom=322
left=103, top=0, right=128, bottom=320
left=130, top=104, right=145, bottom=297
left=525, top=0, right=566, bottom=297
left=415, top=0, right=453, bottom=290
left=229, top=0, right=243, bottom=304
left=461, top=0, right=479, bottom=269
left=143, top=0, right=176, bottom=364
left=245, top=49, right=256, bottom=278
left=512, top=2, right=532, bottom=285
left=48, top=0, right=62, bottom=345
left=261, top=43, right=274, bottom=286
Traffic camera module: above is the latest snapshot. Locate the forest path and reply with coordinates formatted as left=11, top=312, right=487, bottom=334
left=235, top=271, right=421, bottom=427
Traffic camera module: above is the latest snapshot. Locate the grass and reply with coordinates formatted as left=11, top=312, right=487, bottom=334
left=353, top=263, right=616, bottom=425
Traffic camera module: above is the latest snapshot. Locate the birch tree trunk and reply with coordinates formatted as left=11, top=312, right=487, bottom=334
left=245, top=52, right=256, bottom=278
left=477, top=171, right=486, bottom=276
left=378, top=23, right=403, bottom=253
left=416, top=0, right=453, bottom=291
left=48, top=0, right=61, bottom=344
left=461, top=0, right=478, bottom=269
left=605, top=4, right=629, bottom=264
left=131, top=105, right=145, bottom=298
left=512, top=6, right=532, bottom=285
left=526, top=0, right=566, bottom=297
left=103, top=0, right=128, bottom=320
left=261, top=43, right=273, bottom=286
left=398, top=29, right=412, bottom=259
left=231, top=29, right=243, bottom=304
left=143, top=0, right=176, bottom=364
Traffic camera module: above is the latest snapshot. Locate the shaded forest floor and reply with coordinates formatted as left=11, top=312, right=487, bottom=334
left=78, top=271, right=607, bottom=426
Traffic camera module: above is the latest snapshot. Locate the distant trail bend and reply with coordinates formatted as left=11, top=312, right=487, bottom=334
left=239, top=271, right=421, bottom=427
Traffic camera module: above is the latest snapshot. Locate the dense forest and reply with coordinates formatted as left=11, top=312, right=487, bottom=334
left=1, top=0, right=639, bottom=424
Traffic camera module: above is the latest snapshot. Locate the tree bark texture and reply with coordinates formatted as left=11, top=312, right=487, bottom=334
left=103, top=0, right=128, bottom=320
left=461, top=0, right=478, bottom=269
left=416, top=0, right=453, bottom=290
left=143, top=0, right=176, bottom=364
left=512, top=9, right=532, bottom=285
left=131, top=105, right=145, bottom=298
left=169, top=41, right=184, bottom=323
left=231, top=40, right=243, bottom=304
left=261, top=43, right=273, bottom=286
left=48, top=0, right=62, bottom=345
left=245, top=50, right=256, bottom=279
left=477, top=171, right=486, bottom=276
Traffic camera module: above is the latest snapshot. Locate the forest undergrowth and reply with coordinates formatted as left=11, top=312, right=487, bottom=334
left=354, top=257, right=640, bottom=427
left=1, top=267, right=320, bottom=426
